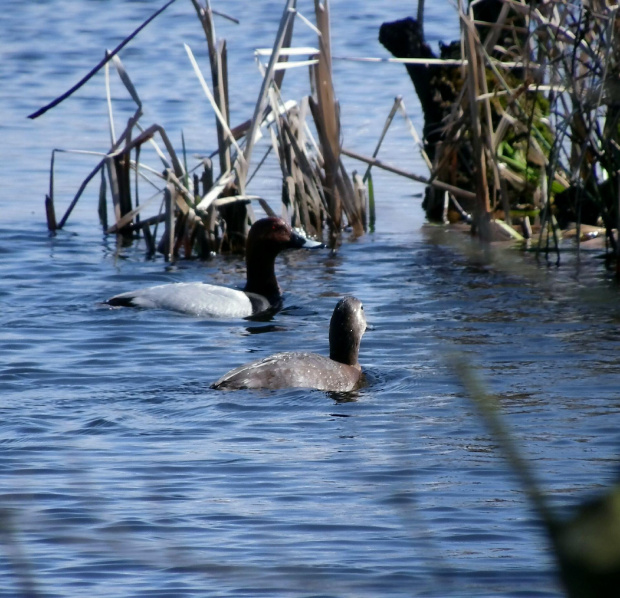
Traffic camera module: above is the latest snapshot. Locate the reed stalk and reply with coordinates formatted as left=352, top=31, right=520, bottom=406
left=41, top=0, right=368, bottom=258
left=189, top=0, right=231, bottom=175
left=28, top=0, right=179, bottom=120
left=341, top=148, right=476, bottom=202
left=242, top=0, right=297, bottom=193
left=462, top=8, right=491, bottom=239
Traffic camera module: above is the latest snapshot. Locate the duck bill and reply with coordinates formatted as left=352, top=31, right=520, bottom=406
left=288, top=229, right=325, bottom=249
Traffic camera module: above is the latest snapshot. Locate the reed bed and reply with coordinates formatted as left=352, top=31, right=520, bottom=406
left=36, top=0, right=367, bottom=256
left=375, top=0, right=620, bottom=269
left=36, top=0, right=620, bottom=269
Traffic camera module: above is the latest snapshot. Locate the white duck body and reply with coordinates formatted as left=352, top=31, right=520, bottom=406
left=108, top=282, right=271, bottom=318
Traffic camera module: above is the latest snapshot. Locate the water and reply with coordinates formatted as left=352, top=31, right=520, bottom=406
left=2, top=1, right=620, bottom=596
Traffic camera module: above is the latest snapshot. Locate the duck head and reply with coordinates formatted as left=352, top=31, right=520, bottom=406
left=244, top=217, right=324, bottom=302
left=329, top=296, right=367, bottom=367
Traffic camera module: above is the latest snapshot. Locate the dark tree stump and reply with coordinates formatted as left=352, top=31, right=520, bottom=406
left=379, top=17, right=468, bottom=221
left=379, top=17, right=454, bottom=162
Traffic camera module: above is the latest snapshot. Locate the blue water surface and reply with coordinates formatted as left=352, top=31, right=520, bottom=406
left=1, top=1, right=620, bottom=597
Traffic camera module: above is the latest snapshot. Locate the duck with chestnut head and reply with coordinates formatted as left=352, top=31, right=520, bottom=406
left=105, top=217, right=323, bottom=318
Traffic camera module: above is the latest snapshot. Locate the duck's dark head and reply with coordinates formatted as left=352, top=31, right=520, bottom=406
left=244, top=217, right=323, bottom=303
left=329, top=296, right=367, bottom=366
left=246, top=217, right=323, bottom=255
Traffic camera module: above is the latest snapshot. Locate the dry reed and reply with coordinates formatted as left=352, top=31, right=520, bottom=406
left=39, top=0, right=369, bottom=257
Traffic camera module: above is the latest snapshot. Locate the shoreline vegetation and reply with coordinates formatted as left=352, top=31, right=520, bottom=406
left=380, top=0, right=620, bottom=274
left=33, top=0, right=620, bottom=276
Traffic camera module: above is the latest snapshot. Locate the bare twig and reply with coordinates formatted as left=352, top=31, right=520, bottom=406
left=342, top=147, right=477, bottom=202
left=28, top=0, right=178, bottom=119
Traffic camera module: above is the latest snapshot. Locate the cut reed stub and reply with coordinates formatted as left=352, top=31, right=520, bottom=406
left=45, top=194, right=57, bottom=232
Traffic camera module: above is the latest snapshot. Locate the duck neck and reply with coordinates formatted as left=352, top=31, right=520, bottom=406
left=329, top=337, right=360, bottom=366
left=245, top=251, right=281, bottom=303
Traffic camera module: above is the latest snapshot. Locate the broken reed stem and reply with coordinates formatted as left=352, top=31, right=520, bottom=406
left=190, top=0, right=231, bottom=174
left=362, top=97, right=401, bottom=183
left=184, top=43, right=244, bottom=165
left=47, top=149, right=58, bottom=231
left=273, top=7, right=295, bottom=91
left=134, top=143, right=141, bottom=227
left=395, top=97, right=433, bottom=170
left=45, top=195, right=57, bottom=231
left=107, top=157, right=122, bottom=228
left=243, top=0, right=297, bottom=192
left=341, top=147, right=476, bottom=202
left=311, top=0, right=347, bottom=242
left=105, top=58, right=116, bottom=145
left=216, top=40, right=231, bottom=173
left=333, top=55, right=539, bottom=69
left=165, top=184, right=174, bottom=261
left=462, top=9, right=491, bottom=238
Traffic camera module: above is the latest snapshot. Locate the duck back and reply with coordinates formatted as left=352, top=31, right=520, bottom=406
left=212, top=352, right=363, bottom=392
